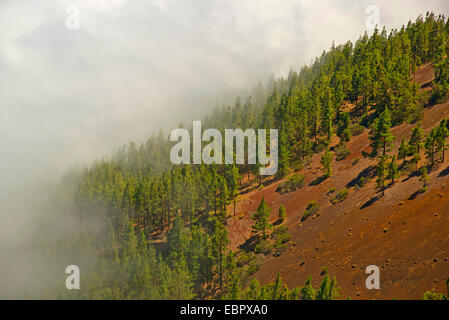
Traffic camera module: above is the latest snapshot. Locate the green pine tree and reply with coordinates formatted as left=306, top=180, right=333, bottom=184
left=251, top=197, right=272, bottom=239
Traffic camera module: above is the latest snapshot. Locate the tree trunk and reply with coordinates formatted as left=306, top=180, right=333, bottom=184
left=219, top=246, right=223, bottom=290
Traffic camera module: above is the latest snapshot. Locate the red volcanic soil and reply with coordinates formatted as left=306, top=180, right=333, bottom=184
left=226, top=63, right=449, bottom=299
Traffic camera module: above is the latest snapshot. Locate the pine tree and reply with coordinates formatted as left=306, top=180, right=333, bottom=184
left=167, top=212, right=185, bottom=257
left=321, top=149, right=333, bottom=178
left=122, top=177, right=137, bottom=221
left=320, top=77, right=334, bottom=142
left=137, top=229, right=148, bottom=258
left=278, top=205, right=286, bottom=223
left=420, top=167, right=430, bottom=192
left=350, top=68, right=360, bottom=115
left=272, top=273, right=287, bottom=300
left=388, top=155, right=399, bottom=184
left=122, top=220, right=138, bottom=259
left=370, top=108, right=395, bottom=157
left=409, top=122, right=424, bottom=155
left=437, top=119, right=449, bottom=162
left=171, top=253, right=195, bottom=299
left=211, top=219, right=229, bottom=290
left=277, top=130, right=291, bottom=178
left=218, top=176, right=229, bottom=222
left=301, top=276, right=316, bottom=300
left=333, top=73, right=345, bottom=122
left=317, top=273, right=339, bottom=300
left=425, top=128, right=438, bottom=165
left=226, top=274, right=241, bottom=299
left=251, top=197, right=272, bottom=239
left=398, top=139, right=409, bottom=166
left=245, top=278, right=261, bottom=300
left=225, top=164, right=240, bottom=217
left=337, top=112, right=351, bottom=143
left=359, top=62, right=373, bottom=114
left=376, top=155, right=388, bottom=196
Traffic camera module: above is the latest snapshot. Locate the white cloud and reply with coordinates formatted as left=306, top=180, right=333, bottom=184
left=1, top=0, right=448, bottom=298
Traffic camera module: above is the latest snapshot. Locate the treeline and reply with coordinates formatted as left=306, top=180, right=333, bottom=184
left=57, top=13, right=449, bottom=299
left=75, top=160, right=241, bottom=237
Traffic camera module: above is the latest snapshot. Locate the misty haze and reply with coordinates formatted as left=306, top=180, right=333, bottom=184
left=1, top=0, right=449, bottom=302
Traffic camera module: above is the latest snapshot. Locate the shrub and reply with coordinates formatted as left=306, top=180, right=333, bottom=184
left=330, top=188, right=349, bottom=204
left=409, top=104, right=424, bottom=124
left=313, top=140, right=328, bottom=153
left=327, top=187, right=336, bottom=195
left=247, top=260, right=262, bottom=275
left=272, top=225, right=290, bottom=246
left=292, top=161, right=305, bottom=172
left=352, top=158, right=360, bottom=166
left=302, top=201, right=319, bottom=221
left=355, top=176, right=367, bottom=190
left=402, top=161, right=416, bottom=175
left=351, top=123, right=365, bottom=136
left=430, top=83, right=449, bottom=105
left=254, top=239, right=273, bottom=255
left=336, top=145, right=351, bottom=161
left=422, top=288, right=447, bottom=300
left=273, top=244, right=286, bottom=257
left=276, top=173, right=305, bottom=194
left=236, top=251, right=255, bottom=267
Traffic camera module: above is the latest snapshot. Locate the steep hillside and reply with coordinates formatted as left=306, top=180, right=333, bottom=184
left=228, top=63, right=449, bottom=299
left=64, top=13, right=449, bottom=300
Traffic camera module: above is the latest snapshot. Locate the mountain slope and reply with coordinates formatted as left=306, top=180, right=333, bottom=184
left=228, top=63, right=449, bottom=299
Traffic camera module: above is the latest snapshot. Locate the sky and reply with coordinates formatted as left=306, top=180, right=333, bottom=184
left=0, top=0, right=449, bottom=297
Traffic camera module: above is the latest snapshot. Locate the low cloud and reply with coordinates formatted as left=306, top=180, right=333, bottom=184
left=0, top=0, right=448, bottom=297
